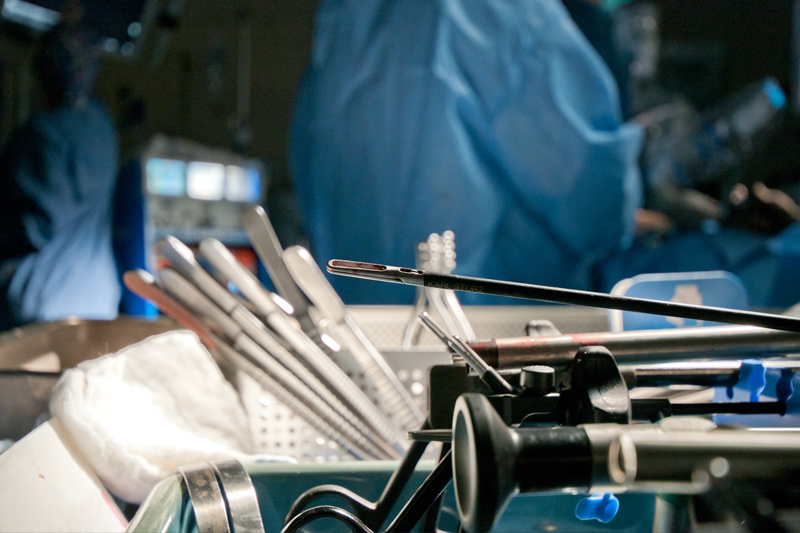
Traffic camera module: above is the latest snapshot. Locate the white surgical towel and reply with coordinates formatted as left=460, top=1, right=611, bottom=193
left=50, top=329, right=293, bottom=503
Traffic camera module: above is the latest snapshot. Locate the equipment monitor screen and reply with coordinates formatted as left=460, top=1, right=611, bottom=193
left=186, top=161, right=225, bottom=201
left=145, top=158, right=186, bottom=197
left=225, top=165, right=262, bottom=203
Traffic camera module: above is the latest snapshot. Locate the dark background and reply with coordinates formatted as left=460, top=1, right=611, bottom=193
left=0, top=0, right=798, bottom=239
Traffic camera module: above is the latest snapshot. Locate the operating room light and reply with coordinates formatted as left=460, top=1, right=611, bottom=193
left=1, top=0, right=59, bottom=32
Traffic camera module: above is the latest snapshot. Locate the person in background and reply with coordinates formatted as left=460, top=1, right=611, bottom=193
left=0, top=3, right=121, bottom=330
left=290, top=0, right=800, bottom=308
left=291, top=0, right=643, bottom=305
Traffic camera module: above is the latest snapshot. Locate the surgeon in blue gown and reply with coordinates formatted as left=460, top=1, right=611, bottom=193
left=0, top=15, right=121, bottom=330
left=291, top=0, right=800, bottom=308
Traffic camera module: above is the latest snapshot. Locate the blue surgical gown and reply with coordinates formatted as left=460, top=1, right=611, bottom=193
left=292, top=0, right=800, bottom=309
left=0, top=99, right=121, bottom=329
left=291, top=0, right=644, bottom=304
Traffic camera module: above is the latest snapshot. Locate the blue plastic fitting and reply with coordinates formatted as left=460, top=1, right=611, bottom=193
left=728, top=359, right=766, bottom=402
left=575, top=493, right=619, bottom=523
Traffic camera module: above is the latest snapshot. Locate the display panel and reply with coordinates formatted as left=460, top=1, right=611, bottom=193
left=186, top=161, right=225, bottom=201
left=145, top=158, right=186, bottom=197
left=225, top=165, right=262, bottom=203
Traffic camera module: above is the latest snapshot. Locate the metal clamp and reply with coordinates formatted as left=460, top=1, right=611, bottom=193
left=179, top=460, right=265, bottom=533
left=179, top=464, right=231, bottom=533
left=212, top=460, right=266, bottom=533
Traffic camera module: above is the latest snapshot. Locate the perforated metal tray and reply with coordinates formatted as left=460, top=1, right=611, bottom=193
left=241, top=305, right=609, bottom=461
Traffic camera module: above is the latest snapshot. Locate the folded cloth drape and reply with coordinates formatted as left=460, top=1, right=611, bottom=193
left=50, top=329, right=293, bottom=504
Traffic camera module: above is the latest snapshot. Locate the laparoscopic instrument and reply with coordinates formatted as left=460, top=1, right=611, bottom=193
left=326, top=260, right=800, bottom=332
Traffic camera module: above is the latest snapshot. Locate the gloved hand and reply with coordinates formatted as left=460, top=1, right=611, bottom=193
left=727, top=182, right=800, bottom=236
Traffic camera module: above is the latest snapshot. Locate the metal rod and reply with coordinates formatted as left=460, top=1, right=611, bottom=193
left=618, top=430, right=800, bottom=494
left=241, top=206, right=332, bottom=353
left=122, top=269, right=219, bottom=349
left=284, top=246, right=425, bottom=431
left=157, top=268, right=394, bottom=460
left=466, top=325, right=800, bottom=369
left=326, top=260, right=800, bottom=332
left=200, top=239, right=409, bottom=452
left=408, top=430, right=452, bottom=442
left=622, top=364, right=739, bottom=389
left=630, top=399, right=787, bottom=421
left=122, top=269, right=377, bottom=460
left=156, top=237, right=402, bottom=459
left=668, top=401, right=786, bottom=417
left=622, top=359, right=800, bottom=389
left=418, top=312, right=515, bottom=395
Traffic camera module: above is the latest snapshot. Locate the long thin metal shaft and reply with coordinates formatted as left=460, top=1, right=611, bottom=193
left=467, top=325, right=800, bottom=369
left=326, top=260, right=800, bottom=333
left=619, top=430, right=800, bottom=493
left=200, top=239, right=409, bottom=451
left=158, top=268, right=397, bottom=460
left=122, top=269, right=378, bottom=460
left=284, top=246, right=425, bottom=431
left=419, top=312, right=515, bottom=395
left=622, top=360, right=800, bottom=389
left=241, top=206, right=333, bottom=354
left=156, top=237, right=402, bottom=458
